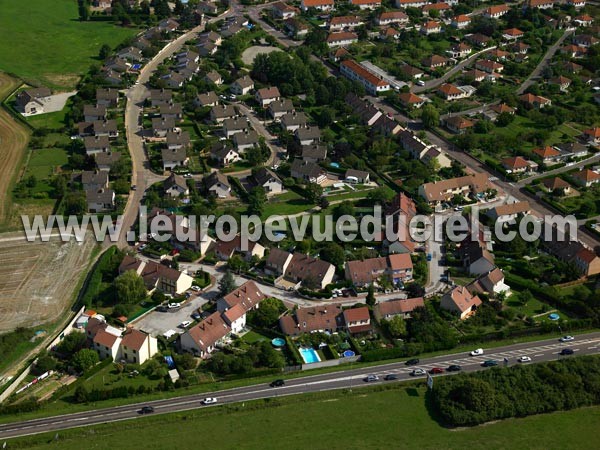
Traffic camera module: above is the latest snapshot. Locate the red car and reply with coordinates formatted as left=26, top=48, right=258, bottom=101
left=429, top=367, right=444, bottom=374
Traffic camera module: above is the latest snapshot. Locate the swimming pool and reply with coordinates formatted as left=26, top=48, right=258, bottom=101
left=299, top=347, right=321, bottom=364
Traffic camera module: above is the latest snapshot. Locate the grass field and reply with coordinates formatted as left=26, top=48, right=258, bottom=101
left=0, top=0, right=138, bottom=89
left=6, top=385, right=600, bottom=449
left=23, top=148, right=69, bottom=190
left=0, top=73, right=30, bottom=228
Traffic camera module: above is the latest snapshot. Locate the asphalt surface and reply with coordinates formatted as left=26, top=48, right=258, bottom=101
left=2, top=332, right=599, bottom=439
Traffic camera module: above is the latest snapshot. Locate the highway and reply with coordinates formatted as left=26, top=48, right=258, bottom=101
left=1, top=332, right=600, bottom=440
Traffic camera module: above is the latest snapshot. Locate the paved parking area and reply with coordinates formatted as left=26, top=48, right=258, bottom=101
left=133, top=293, right=213, bottom=337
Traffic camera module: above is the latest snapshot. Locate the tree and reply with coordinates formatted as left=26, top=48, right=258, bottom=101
left=421, top=104, right=439, bottom=129
left=367, top=187, right=394, bottom=205
left=99, top=44, right=112, bottom=60
left=249, top=297, right=285, bottom=328
left=319, top=242, right=346, bottom=267
left=332, top=201, right=355, bottom=221
left=304, top=183, right=323, bottom=204
left=247, top=186, right=267, bottom=216
left=34, top=354, right=57, bottom=375
left=218, top=270, right=237, bottom=296
left=227, top=254, right=245, bottom=274
left=366, top=284, right=376, bottom=307
left=384, top=316, right=406, bottom=338
left=74, top=385, right=89, bottom=403
left=72, top=349, right=99, bottom=373
left=57, top=332, right=87, bottom=357
left=115, top=270, right=147, bottom=304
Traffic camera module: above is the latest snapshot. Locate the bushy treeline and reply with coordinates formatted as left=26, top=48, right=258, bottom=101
left=432, top=355, right=600, bottom=426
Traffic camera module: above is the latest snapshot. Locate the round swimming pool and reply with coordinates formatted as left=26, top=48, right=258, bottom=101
left=271, top=338, right=286, bottom=348
left=343, top=350, right=355, bottom=357
left=548, top=313, right=560, bottom=321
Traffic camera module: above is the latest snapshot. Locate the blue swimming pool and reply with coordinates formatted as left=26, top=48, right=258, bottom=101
left=299, top=347, right=321, bottom=364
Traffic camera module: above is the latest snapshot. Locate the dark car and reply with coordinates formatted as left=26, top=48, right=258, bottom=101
left=270, top=379, right=285, bottom=387
left=560, top=348, right=574, bottom=355
left=384, top=374, right=398, bottom=381
left=429, top=367, right=444, bottom=374
left=405, top=358, right=420, bottom=366
left=139, top=406, right=154, bottom=414
left=446, top=365, right=462, bottom=372
left=481, top=360, right=498, bottom=367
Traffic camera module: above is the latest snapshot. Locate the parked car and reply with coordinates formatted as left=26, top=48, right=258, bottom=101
left=191, top=312, right=201, bottom=320
left=168, top=302, right=181, bottom=309
left=446, top=365, right=462, bottom=372
left=364, top=374, right=379, bottom=382
left=384, top=374, right=398, bottom=381
left=426, top=253, right=432, bottom=262
left=410, top=368, right=427, bottom=376
left=470, top=348, right=484, bottom=356
left=416, top=80, right=425, bottom=86
left=202, top=397, right=218, bottom=405
left=429, top=367, right=444, bottom=374
left=560, top=348, right=574, bottom=355
left=139, top=406, right=154, bottom=414
left=270, top=379, right=285, bottom=387
left=481, top=360, right=498, bottom=367
left=405, top=358, right=420, bottom=366
left=191, top=285, right=201, bottom=292
left=518, top=356, right=532, bottom=363
left=179, top=320, right=192, bottom=329
left=559, top=335, right=575, bottom=342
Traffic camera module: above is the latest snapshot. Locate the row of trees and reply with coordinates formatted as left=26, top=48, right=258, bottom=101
left=432, top=355, right=600, bottom=426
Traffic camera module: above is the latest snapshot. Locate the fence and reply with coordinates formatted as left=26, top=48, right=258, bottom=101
left=301, top=355, right=360, bottom=371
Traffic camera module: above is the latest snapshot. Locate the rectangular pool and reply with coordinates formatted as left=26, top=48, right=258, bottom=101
left=299, top=347, right=321, bottom=364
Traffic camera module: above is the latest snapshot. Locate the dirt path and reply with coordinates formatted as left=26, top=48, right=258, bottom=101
left=0, top=73, right=30, bottom=226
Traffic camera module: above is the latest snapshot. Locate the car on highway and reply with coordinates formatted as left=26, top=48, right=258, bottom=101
left=364, top=374, right=379, bottom=382
left=481, top=360, right=498, bottom=367
left=559, top=335, right=575, bottom=342
left=384, top=374, right=398, bottom=381
left=410, top=368, right=427, bottom=376
left=167, top=302, right=181, bottom=309
left=518, top=356, right=532, bottom=363
left=429, top=367, right=444, bottom=374
left=405, top=358, right=420, bottom=366
left=560, top=348, right=574, bottom=355
left=446, top=365, right=462, bottom=372
left=470, top=348, right=484, bottom=356
left=202, top=397, right=218, bottom=405
left=179, top=320, right=192, bottom=329
left=270, top=379, right=285, bottom=387
left=139, top=406, right=154, bottom=414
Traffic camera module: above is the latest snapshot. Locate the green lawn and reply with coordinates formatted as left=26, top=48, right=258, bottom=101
left=26, top=110, right=69, bottom=130
left=241, top=330, right=271, bottom=344
left=261, top=190, right=313, bottom=219
left=8, top=385, right=600, bottom=449
left=24, top=148, right=68, bottom=180
left=0, top=0, right=138, bottom=89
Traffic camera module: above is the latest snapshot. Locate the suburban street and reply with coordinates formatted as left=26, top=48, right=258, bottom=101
left=1, top=332, right=599, bottom=440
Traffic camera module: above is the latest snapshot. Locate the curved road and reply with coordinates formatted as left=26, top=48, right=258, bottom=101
left=1, top=332, right=599, bottom=439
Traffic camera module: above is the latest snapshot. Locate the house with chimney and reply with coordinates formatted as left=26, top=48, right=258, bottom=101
left=373, top=297, right=425, bottom=321
left=345, top=254, right=413, bottom=288
left=441, top=286, right=482, bottom=319
left=466, top=267, right=511, bottom=297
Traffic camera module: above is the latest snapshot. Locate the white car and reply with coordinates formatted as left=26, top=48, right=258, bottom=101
left=167, top=302, right=181, bottom=309
left=411, top=368, right=427, bottom=376
left=202, top=397, right=217, bottom=405
left=518, top=356, right=532, bottom=363
left=191, top=285, right=201, bottom=292
left=416, top=80, right=425, bottom=86
left=179, top=320, right=192, bottom=328
left=470, top=348, right=484, bottom=356
left=559, top=335, right=575, bottom=342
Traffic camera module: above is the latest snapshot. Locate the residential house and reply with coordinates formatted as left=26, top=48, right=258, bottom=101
left=279, top=305, right=343, bottom=336
left=120, top=329, right=158, bottom=365
left=350, top=0, right=381, bottom=9
left=482, top=4, right=509, bottom=19
left=340, top=59, right=390, bottom=95
left=441, top=286, right=482, bottom=319
left=150, top=89, right=173, bottom=107
left=295, top=126, right=322, bottom=145
left=96, top=88, right=119, bottom=107
left=223, top=117, right=249, bottom=138
left=255, top=87, right=281, bottom=107
left=399, top=65, right=424, bottom=79
left=466, top=33, right=492, bottom=47
left=542, top=177, right=572, bottom=195
left=345, top=169, right=370, bottom=184
left=83, top=105, right=107, bottom=122
left=583, top=127, right=600, bottom=146
left=394, top=0, right=429, bottom=7
left=423, top=2, right=451, bottom=15
left=195, top=91, right=219, bottom=108
left=459, top=239, right=495, bottom=275
left=467, top=268, right=511, bottom=297
left=437, top=83, right=467, bottom=100
left=118, top=46, right=143, bottom=62
left=283, top=253, right=336, bottom=289
left=398, top=92, right=425, bottom=109
left=376, top=11, right=409, bottom=27
left=197, top=1, right=218, bottom=15
left=204, top=70, right=223, bottom=86
left=503, top=28, right=524, bottom=41
left=84, top=135, right=111, bottom=155
left=344, top=254, right=413, bottom=287
left=345, top=93, right=383, bottom=125
left=422, top=55, right=448, bottom=70
left=285, top=18, right=310, bottom=38
left=444, top=116, right=474, bottom=134
left=419, top=173, right=492, bottom=205
left=569, top=0, right=587, bottom=8
left=210, top=143, right=241, bottom=167
left=161, top=146, right=189, bottom=170
left=252, top=167, right=284, bottom=194
left=230, top=76, right=254, bottom=95
left=217, top=281, right=266, bottom=334
left=573, top=14, right=593, bottom=27
left=290, top=159, right=327, bottom=184
left=233, top=130, right=260, bottom=152
left=533, top=145, right=562, bottom=164
left=166, top=130, right=190, bottom=150
left=86, top=189, right=115, bottom=213
left=271, top=1, right=299, bottom=19
left=475, top=59, right=504, bottom=74
left=373, top=297, right=425, bottom=321
left=215, top=235, right=266, bottom=262
left=281, top=112, right=308, bottom=131
left=300, top=0, right=335, bottom=11
left=327, top=31, right=358, bottom=47
left=501, top=156, right=536, bottom=173
left=163, top=173, right=189, bottom=198
left=119, top=255, right=194, bottom=295
left=343, top=307, right=372, bottom=335
left=180, top=311, right=231, bottom=358
left=487, top=201, right=531, bottom=224
left=152, top=117, right=175, bottom=137
left=525, top=0, right=555, bottom=9
left=205, top=171, right=232, bottom=198
left=328, top=15, right=363, bottom=31
left=421, top=20, right=442, bottom=35
left=549, top=76, right=571, bottom=91
left=572, top=168, right=600, bottom=187
left=81, top=170, right=109, bottom=191
left=573, top=34, right=598, bottom=47
left=104, top=57, right=128, bottom=73
left=210, top=104, right=237, bottom=123
left=160, top=103, right=183, bottom=121
left=574, top=248, right=600, bottom=277
left=268, top=98, right=295, bottom=119
left=265, top=248, right=294, bottom=276
left=519, top=93, right=552, bottom=109
left=92, top=327, right=122, bottom=361
left=446, top=43, right=472, bottom=59
left=301, top=144, right=327, bottom=163
left=95, top=151, right=121, bottom=172
left=451, top=14, right=471, bottom=29
left=15, top=88, right=52, bottom=115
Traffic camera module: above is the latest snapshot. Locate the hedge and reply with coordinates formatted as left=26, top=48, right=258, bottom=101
left=285, top=337, right=303, bottom=365
left=79, top=246, right=118, bottom=308
left=50, top=357, right=114, bottom=402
